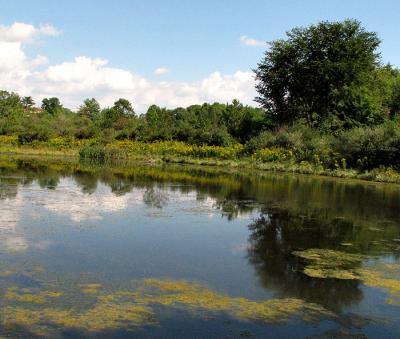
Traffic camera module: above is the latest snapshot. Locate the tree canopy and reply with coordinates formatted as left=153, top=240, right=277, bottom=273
left=254, top=19, right=399, bottom=130
left=42, top=97, right=63, bottom=116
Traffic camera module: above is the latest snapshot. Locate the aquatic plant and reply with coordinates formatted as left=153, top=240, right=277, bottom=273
left=292, top=248, right=364, bottom=280
left=139, top=279, right=335, bottom=324
left=358, top=264, right=400, bottom=305
left=0, top=278, right=336, bottom=335
left=292, top=249, right=400, bottom=305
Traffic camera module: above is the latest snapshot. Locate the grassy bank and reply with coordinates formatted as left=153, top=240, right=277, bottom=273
left=1, top=135, right=400, bottom=184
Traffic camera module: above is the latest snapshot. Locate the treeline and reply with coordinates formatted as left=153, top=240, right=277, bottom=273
left=0, top=93, right=266, bottom=146
left=1, top=19, right=400, bottom=175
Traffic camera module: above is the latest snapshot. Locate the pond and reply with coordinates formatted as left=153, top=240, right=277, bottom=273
left=0, top=157, right=399, bottom=338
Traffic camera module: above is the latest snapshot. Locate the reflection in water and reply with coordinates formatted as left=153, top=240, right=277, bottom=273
left=143, top=187, right=169, bottom=209
left=40, top=180, right=132, bottom=222
left=0, top=195, right=27, bottom=252
left=0, top=157, right=400, bottom=337
left=247, top=209, right=363, bottom=310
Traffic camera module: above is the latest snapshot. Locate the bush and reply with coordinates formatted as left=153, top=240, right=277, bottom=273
left=0, top=135, right=18, bottom=146
left=18, top=127, right=50, bottom=144
left=334, top=122, right=400, bottom=169
left=254, top=147, right=293, bottom=162
left=189, top=128, right=234, bottom=147
left=245, top=125, right=336, bottom=165
left=244, top=130, right=276, bottom=154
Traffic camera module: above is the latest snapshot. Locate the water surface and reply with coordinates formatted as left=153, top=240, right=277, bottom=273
left=0, top=158, right=399, bottom=338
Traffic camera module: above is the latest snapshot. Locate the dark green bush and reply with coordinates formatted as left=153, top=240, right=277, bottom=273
left=189, top=128, right=234, bottom=147
left=334, top=122, right=400, bottom=169
left=18, top=127, right=50, bottom=144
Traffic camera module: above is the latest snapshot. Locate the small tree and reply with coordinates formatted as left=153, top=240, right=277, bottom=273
left=78, top=98, right=100, bottom=119
left=41, top=97, right=63, bottom=116
left=113, top=98, right=135, bottom=116
left=21, top=96, right=35, bottom=111
left=0, top=91, right=24, bottom=118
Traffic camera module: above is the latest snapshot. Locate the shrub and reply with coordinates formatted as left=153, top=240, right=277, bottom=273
left=254, top=147, right=293, bottom=162
left=18, top=127, right=50, bottom=144
left=244, top=131, right=276, bottom=154
left=334, top=121, right=400, bottom=169
left=0, top=135, right=18, bottom=146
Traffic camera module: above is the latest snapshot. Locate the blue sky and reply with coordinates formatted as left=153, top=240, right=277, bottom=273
left=0, top=0, right=399, bottom=110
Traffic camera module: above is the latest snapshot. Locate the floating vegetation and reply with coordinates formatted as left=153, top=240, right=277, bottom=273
left=293, top=249, right=400, bottom=305
left=0, top=270, right=15, bottom=277
left=80, top=283, right=102, bottom=294
left=5, top=287, right=63, bottom=304
left=137, top=279, right=335, bottom=324
left=1, top=302, right=155, bottom=335
left=0, top=278, right=336, bottom=335
left=292, top=249, right=364, bottom=280
left=358, top=265, right=400, bottom=305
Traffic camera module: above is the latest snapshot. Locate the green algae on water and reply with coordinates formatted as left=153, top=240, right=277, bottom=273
left=358, top=264, right=400, bottom=305
left=5, top=287, right=63, bottom=304
left=0, top=278, right=336, bottom=335
left=80, top=283, right=102, bottom=294
left=292, top=249, right=400, bottom=305
left=292, top=248, right=364, bottom=280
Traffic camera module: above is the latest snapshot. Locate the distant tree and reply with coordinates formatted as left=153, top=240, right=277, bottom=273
left=255, top=19, right=382, bottom=129
left=144, top=105, right=176, bottom=141
left=21, top=96, right=35, bottom=111
left=113, top=98, right=135, bottom=116
left=41, top=97, right=63, bottom=116
left=0, top=91, right=24, bottom=118
left=78, top=98, right=100, bottom=119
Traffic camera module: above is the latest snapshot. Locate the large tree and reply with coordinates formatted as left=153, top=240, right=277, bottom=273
left=255, top=19, right=382, bottom=129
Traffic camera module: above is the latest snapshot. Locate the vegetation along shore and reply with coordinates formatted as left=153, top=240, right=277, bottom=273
left=1, top=20, right=400, bottom=183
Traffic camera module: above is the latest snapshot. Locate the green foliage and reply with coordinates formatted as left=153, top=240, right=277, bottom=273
left=21, top=96, right=35, bottom=111
left=41, top=97, right=63, bottom=116
left=255, top=19, right=385, bottom=130
left=334, top=121, right=400, bottom=169
left=18, top=126, right=51, bottom=144
left=78, top=98, right=100, bottom=119
left=0, top=135, right=18, bottom=145
left=78, top=141, right=245, bottom=161
left=0, top=91, right=24, bottom=118
left=79, top=144, right=107, bottom=160
left=254, top=148, right=292, bottom=162
left=113, top=98, right=135, bottom=116
left=245, top=125, right=345, bottom=169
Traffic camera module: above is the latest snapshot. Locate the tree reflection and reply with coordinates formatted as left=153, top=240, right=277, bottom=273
left=0, top=178, right=19, bottom=200
left=143, top=187, right=169, bottom=209
left=247, top=207, right=363, bottom=311
left=73, top=170, right=98, bottom=194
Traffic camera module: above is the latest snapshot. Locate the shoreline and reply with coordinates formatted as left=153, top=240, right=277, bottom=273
left=1, top=144, right=400, bottom=185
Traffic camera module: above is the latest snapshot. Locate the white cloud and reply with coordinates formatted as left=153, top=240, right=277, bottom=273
left=0, top=22, right=60, bottom=43
left=154, top=67, right=170, bottom=75
left=240, top=35, right=266, bottom=47
left=0, top=21, right=257, bottom=113
left=38, top=23, right=61, bottom=37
